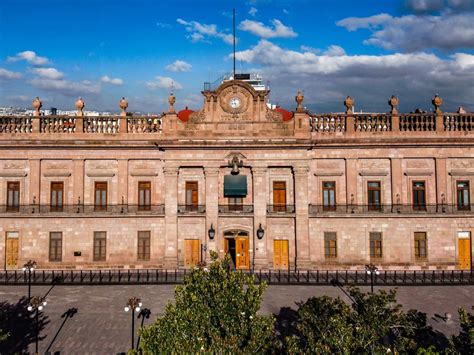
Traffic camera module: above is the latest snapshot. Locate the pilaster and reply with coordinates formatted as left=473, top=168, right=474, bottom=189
left=29, top=159, right=40, bottom=205
left=252, top=166, right=268, bottom=268
left=117, top=159, right=128, bottom=204
left=164, top=166, right=179, bottom=267
left=435, top=158, right=447, bottom=205
left=390, top=158, right=403, bottom=205
left=204, top=167, right=219, bottom=259
left=73, top=159, right=84, bottom=205
left=345, top=159, right=358, bottom=205
left=293, top=165, right=310, bottom=269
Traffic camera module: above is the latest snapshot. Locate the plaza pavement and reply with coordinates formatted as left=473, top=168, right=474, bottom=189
left=0, top=284, right=472, bottom=354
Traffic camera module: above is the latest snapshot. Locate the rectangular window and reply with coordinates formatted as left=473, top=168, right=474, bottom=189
left=324, top=232, right=337, bottom=259
left=273, top=181, right=287, bottom=212
left=412, top=181, right=426, bottom=210
left=322, top=181, right=336, bottom=211
left=185, top=181, right=198, bottom=211
left=369, top=232, right=383, bottom=259
left=50, top=182, right=64, bottom=212
left=138, top=181, right=151, bottom=211
left=367, top=181, right=381, bottom=211
left=49, top=232, right=63, bottom=262
left=94, top=182, right=107, bottom=211
left=137, top=231, right=151, bottom=261
left=228, top=197, right=243, bottom=211
left=7, top=181, right=20, bottom=212
left=457, top=181, right=470, bottom=210
left=93, top=231, right=106, bottom=261
left=414, top=232, right=427, bottom=260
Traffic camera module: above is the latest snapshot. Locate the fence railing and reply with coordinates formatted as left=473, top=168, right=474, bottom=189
left=309, top=204, right=474, bottom=215
left=1, top=269, right=472, bottom=286
left=266, top=204, right=296, bottom=214
left=177, top=204, right=206, bottom=214
left=218, top=204, right=254, bottom=214
left=0, top=204, right=165, bottom=215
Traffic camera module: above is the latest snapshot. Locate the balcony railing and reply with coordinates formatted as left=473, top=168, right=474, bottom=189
left=0, top=204, right=165, bottom=215
left=177, top=204, right=206, bottom=214
left=309, top=204, right=474, bottom=215
left=218, top=204, right=254, bottom=214
left=267, top=204, right=295, bottom=214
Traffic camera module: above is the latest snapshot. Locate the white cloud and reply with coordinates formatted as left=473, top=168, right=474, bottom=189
left=100, top=75, right=124, bottom=85
left=239, top=19, right=297, bottom=38
left=31, top=67, right=64, bottom=80
left=234, top=39, right=474, bottom=112
left=29, top=78, right=100, bottom=96
left=166, top=60, right=192, bottom=72
left=406, top=0, right=474, bottom=13
left=146, top=76, right=182, bottom=90
left=0, top=68, right=22, bottom=79
left=176, top=18, right=234, bottom=44
left=249, top=7, right=258, bottom=16
left=7, top=50, right=49, bottom=66
left=6, top=95, right=30, bottom=102
left=323, top=45, right=346, bottom=57
left=156, top=22, right=172, bottom=28
left=337, top=12, right=474, bottom=51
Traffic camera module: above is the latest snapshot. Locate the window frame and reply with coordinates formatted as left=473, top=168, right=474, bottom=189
left=49, top=231, right=63, bottom=262
left=322, top=181, right=336, bottom=211
left=456, top=180, right=470, bottom=211
left=94, top=182, right=108, bottom=211
left=6, top=181, right=20, bottom=212
left=50, top=181, right=64, bottom=212
left=324, top=232, right=337, bottom=259
left=185, top=181, right=199, bottom=211
left=137, top=231, right=151, bottom=261
left=93, top=231, right=107, bottom=261
left=369, top=232, right=383, bottom=260
left=414, top=232, right=427, bottom=261
left=367, top=181, right=382, bottom=211
left=138, top=181, right=151, bottom=211
left=412, top=181, right=426, bottom=211
left=273, top=181, right=287, bottom=211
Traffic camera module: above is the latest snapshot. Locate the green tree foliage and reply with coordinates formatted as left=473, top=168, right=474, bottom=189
left=450, top=307, right=474, bottom=354
left=286, top=287, right=435, bottom=354
left=139, top=252, right=275, bottom=353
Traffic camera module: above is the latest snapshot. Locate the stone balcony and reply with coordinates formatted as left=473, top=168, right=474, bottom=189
left=0, top=204, right=165, bottom=216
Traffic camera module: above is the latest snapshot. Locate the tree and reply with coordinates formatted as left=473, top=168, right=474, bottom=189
left=139, top=252, right=275, bottom=353
left=450, top=307, right=474, bottom=354
left=285, top=287, right=439, bottom=354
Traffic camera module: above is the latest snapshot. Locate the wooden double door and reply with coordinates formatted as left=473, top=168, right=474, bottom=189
left=184, top=239, right=200, bottom=267
left=225, top=237, right=249, bottom=269
left=5, top=233, right=19, bottom=269
left=273, top=240, right=289, bottom=269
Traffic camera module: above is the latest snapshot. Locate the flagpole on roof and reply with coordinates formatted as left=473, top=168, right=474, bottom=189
left=233, top=8, right=236, bottom=80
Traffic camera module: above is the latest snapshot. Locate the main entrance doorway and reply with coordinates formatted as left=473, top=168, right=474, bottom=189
left=273, top=240, right=289, bottom=269
left=224, top=230, right=250, bottom=269
left=457, top=232, right=471, bottom=270
left=5, top=232, right=19, bottom=270
left=184, top=239, right=200, bottom=267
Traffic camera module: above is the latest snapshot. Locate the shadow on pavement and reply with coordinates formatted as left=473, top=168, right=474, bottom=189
left=45, top=307, right=78, bottom=353
left=0, top=296, right=49, bottom=354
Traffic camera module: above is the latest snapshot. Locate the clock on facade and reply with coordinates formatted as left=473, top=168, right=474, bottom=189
left=229, top=97, right=241, bottom=109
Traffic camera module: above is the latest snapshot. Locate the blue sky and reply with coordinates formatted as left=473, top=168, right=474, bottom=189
left=1, top=0, right=473, bottom=113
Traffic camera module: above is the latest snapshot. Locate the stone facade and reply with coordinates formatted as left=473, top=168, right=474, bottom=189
left=0, top=84, right=473, bottom=271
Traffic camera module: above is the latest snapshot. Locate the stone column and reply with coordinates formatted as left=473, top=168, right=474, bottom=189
left=164, top=166, right=179, bottom=268
left=117, top=159, right=128, bottom=205
left=252, top=166, right=268, bottom=268
left=345, top=159, right=358, bottom=205
left=29, top=159, right=40, bottom=205
left=73, top=159, right=84, bottom=205
left=391, top=158, right=403, bottom=205
left=204, top=167, right=219, bottom=260
left=435, top=158, right=447, bottom=205
left=293, top=165, right=311, bottom=269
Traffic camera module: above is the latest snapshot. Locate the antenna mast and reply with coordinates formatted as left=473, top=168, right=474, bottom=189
left=233, top=8, right=236, bottom=80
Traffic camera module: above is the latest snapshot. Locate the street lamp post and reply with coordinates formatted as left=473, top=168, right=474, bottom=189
left=27, top=296, right=47, bottom=354
left=22, top=260, right=37, bottom=301
left=124, top=297, right=142, bottom=351
left=365, top=264, right=380, bottom=293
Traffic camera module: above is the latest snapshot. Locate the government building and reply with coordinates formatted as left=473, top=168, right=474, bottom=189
left=1, top=74, right=473, bottom=271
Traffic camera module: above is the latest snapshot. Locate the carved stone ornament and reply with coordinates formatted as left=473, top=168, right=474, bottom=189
left=75, top=97, right=85, bottom=116
left=265, top=109, right=283, bottom=122
left=344, top=96, right=354, bottom=114
left=228, top=154, right=243, bottom=175
left=432, top=94, right=443, bottom=114
left=168, top=93, right=176, bottom=113
left=32, top=97, right=42, bottom=116
left=119, top=97, right=128, bottom=116
left=189, top=110, right=205, bottom=124
left=389, top=95, right=399, bottom=114
left=295, top=91, right=304, bottom=112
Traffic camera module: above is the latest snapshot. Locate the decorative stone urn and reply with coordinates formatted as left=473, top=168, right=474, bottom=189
left=295, top=91, right=304, bottom=112
left=32, top=97, right=42, bottom=116
left=432, top=94, right=443, bottom=114
left=389, top=95, right=399, bottom=114
left=344, top=96, right=354, bottom=114
left=119, top=97, right=128, bottom=116
left=75, top=97, right=85, bottom=116
left=168, top=93, right=176, bottom=113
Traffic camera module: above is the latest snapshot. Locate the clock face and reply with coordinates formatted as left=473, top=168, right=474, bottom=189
left=229, top=97, right=241, bottom=109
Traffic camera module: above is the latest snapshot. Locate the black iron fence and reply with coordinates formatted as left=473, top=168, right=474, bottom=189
left=1, top=269, right=472, bottom=286
left=309, top=204, right=474, bottom=215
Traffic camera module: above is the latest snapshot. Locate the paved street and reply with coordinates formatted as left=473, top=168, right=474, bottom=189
left=0, top=284, right=473, bottom=354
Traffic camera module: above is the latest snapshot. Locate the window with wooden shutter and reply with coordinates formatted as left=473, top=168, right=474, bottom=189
left=273, top=181, right=286, bottom=212
left=50, top=182, right=64, bottom=212
left=322, top=181, right=336, bottom=211
left=367, top=181, right=381, bottom=211
left=185, top=181, right=198, bottom=211
left=369, top=232, right=382, bottom=259
left=412, top=181, right=426, bottom=211
left=94, top=182, right=107, bottom=211
left=7, top=181, right=20, bottom=212
left=137, top=231, right=151, bottom=261
left=414, top=232, right=427, bottom=260
left=93, top=231, right=107, bottom=261
left=138, top=181, right=151, bottom=211
left=456, top=181, right=470, bottom=210
left=324, top=232, right=337, bottom=259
